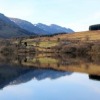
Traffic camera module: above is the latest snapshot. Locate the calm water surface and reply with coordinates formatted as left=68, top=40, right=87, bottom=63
left=0, top=53, right=100, bottom=100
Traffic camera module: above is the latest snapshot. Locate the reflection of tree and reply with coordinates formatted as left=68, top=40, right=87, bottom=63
left=36, top=58, right=41, bottom=66
left=0, top=53, right=100, bottom=78
left=57, top=63, right=60, bottom=67
left=35, top=39, right=40, bottom=47
left=48, top=63, right=50, bottom=67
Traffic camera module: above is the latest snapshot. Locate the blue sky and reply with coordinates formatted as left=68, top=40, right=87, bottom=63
left=0, top=0, right=100, bottom=32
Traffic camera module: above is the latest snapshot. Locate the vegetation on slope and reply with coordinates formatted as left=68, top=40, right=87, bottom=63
left=0, top=30, right=100, bottom=55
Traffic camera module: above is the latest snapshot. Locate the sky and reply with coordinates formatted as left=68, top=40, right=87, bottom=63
left=0, top=0, right=100, bottom=32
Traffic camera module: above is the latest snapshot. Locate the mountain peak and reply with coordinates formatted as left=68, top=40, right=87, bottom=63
left=0, top=13, right=34, bottom=38
left=0, top=13, right=5, bottom=16
left=34, top=23, right=74, bottom=34
left=10, top=14, right=74, bottom=35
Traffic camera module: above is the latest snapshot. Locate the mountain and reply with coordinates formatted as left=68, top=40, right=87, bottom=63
left=35, top=23, right=74, bottom=34
left=0, top=13, right=34, bottom=38
left=50, top=24, right=74, bottom=33
left=0, top=13, right=74, bottom=38
left=10, top=18, right=74, bottom=35
left=0, top=13, right=18, bottom=26
left=10, top=18, right=48, bottom=35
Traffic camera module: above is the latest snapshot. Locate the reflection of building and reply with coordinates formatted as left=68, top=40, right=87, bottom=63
left=89, top=75, right=100, bottom=81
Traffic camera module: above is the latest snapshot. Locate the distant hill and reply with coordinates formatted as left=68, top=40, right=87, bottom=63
left=52, top=30, right=100, bottom=41
left=35, top=23, right=74, bottom=34
left=0, top=13, right=18, bottom=26
left=10, top=18, right=74, bottom=35
left=10, top=18, right=49, bottom=35
left=0, top=13, right=35, bottom=38
left=0, top=13, right=74, bottom=38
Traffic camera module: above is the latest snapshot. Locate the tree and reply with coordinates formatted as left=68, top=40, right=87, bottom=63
left=24, top=42, right=27, bottom=47
left=57, top=38, right=60, bottom=42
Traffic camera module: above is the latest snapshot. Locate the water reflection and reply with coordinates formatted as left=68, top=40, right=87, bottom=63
left=10, top=69, right=72, bottom=85
left=0, top=53, right=100, bottom=90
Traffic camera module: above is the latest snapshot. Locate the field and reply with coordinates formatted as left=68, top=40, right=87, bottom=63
left=23, top=30, right=100, bottom=52
left=52, top=30, right=100, bottom=41
left=4, top=30, right=100, bottom=54
left=26, top=41, right=58, bottom=48
left=22, top=30, right=100, bottom=46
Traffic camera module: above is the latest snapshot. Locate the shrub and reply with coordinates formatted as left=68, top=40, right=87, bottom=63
left=91, top=44, right=100, bottom=54
left=61, top=45, right=76, bottom=53
left=1, top=46, right=14, bottom=54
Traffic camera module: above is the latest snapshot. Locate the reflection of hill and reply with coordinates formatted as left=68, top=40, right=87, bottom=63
left=10, top=69, right=71, bottom=85
left=0, top=64, right=31, bottom=89
left=0, top=53, right=100, bottom=87
left=0, top=62, right=71, bottom=89
left=21, top=54, right=100, bottom=76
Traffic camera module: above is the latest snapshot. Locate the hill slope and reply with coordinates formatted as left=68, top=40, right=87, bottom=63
left=35, top=23, right=74, bottom=34
left=52, top=30, right=100, bottom=41
left=10, top=18, right=48, bottom=35
left=0, top=13, right=34, bottom=38
left=10, top=18, right=74, bottom=35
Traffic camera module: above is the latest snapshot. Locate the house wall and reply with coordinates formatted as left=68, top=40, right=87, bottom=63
left=89, top=24, right=100, bottom=30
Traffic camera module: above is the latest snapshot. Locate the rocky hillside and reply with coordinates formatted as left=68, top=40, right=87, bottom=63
left=10, top=18, right=74, bottom=35
left=35, top=23, right=74, bottom=34
left=0, top=13, right=74, bottom=38
left=0, top=13, right=35, bottom=38
left=10, top=18, right=48, bottom=35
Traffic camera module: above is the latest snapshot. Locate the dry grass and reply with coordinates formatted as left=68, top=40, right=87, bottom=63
left=21, top=30, right=100, bottom=45
left=10, top=30, right=100, bottom=53
left=52, top=30, right=100, bottom=41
